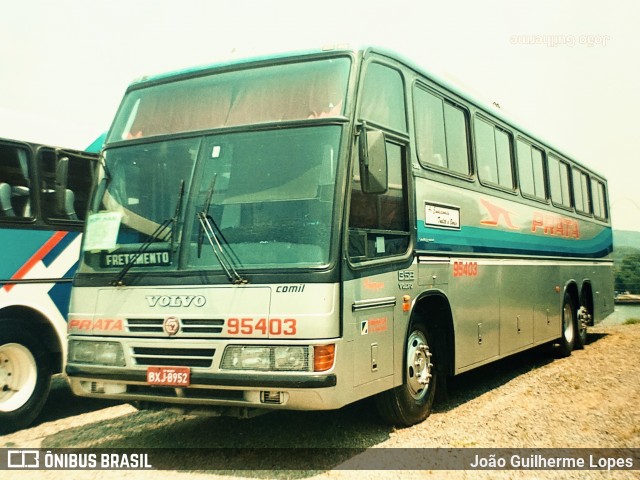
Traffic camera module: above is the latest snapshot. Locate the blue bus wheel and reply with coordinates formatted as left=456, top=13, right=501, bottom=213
left=0, top=322, right=51, bottom=433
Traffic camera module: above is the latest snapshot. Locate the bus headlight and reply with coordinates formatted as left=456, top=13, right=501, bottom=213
left=221, top=345, right=311, bottom=372
left=69, top=340, right=125, bottom=367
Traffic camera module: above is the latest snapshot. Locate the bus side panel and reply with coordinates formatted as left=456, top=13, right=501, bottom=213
left=414, top=176, right=613, bottom=373
left=342, top=271, right=400, bottom=395
left=0, top=228, right=83, bottom=359
left=447, top=259, right=500, bottom=369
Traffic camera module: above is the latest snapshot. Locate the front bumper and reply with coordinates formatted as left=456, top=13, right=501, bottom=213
left=66, top=363, right=339, bottom=412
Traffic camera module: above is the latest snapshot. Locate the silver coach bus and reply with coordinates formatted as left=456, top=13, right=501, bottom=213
left=66, top=46, right=614, bottom=426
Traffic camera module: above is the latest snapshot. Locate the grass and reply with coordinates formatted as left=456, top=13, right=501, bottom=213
left=624, top=318, right=640, bottom=325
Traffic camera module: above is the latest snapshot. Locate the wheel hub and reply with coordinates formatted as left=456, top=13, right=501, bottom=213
left=406, top=331, right=433, bottom=400
left=0, top=343, right=37, bottom=410
left=563, top=303, right=575, bottom=343
left=578, top=306, right=591, bottom=330
left=0, top=354, right=11, bottom=392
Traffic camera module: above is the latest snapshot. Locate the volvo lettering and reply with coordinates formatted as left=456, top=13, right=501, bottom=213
left=145, top=295, right=207, bottom=308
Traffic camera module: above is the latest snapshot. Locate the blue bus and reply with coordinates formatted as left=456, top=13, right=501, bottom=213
left=0, top=137, right=99, bottom=432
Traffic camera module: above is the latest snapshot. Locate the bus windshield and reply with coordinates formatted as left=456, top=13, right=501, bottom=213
left=109, top=57, right=350, bottom=142
left=81, top=125, right=343, bottom=274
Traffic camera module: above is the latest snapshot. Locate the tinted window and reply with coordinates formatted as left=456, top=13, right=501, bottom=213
left=414, top=86, right=470, bottom=175
left=548, top=154, right=571, bottom=208
left=360, top=63, right=406, bottom=132
left=591, top=178, right=608, bottom=220
left=572, top=168, right=591, bottom=214
left=516, top=139, right=546, bottom=200
left=0, top=143, right=33, bottom=220
left=38, top=149, right=97, bottom=222
left=349, top=141, right=409, bottom=261
left=475, top=117, right=514, bottom=189
left=110, top=58, right=351, bottom=142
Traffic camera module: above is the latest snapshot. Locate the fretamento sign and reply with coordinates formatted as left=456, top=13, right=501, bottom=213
left=101, top=251, right=171, bottom=267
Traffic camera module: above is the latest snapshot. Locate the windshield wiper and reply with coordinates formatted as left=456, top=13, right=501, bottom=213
left=111, top=179, right=185, bottom=286
left=196, top=178, right=247, bottom=284
left=197, top=175, right=216, bottom=258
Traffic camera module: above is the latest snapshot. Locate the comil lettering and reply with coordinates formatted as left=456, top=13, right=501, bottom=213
left=145, top=295, right=207, bottom=307
left=276, top=284, right=306, bottom=293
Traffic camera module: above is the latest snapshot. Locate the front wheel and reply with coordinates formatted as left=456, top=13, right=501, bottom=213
left=0, top=323, right=51, bottom=433
left=374, top=323, right=437, bottom=427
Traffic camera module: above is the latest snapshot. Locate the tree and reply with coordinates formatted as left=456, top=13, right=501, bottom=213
left=615, top=254, right=640, bottom=294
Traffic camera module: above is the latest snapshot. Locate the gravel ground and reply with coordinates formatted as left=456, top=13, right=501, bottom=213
left=2, top=323, right=639, bottom=480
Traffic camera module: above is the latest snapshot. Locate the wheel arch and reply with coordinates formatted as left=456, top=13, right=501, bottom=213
left=408, top=290, right=455, bottom=376
left=0, top=305, right=64, bottom=374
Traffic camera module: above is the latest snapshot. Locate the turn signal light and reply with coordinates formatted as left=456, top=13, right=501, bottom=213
left=313, top=344, right=336, bottom=372
left=403, top=295, right=412, bottom=312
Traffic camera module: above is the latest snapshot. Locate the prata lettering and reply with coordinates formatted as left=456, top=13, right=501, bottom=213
left=531, top=212, right=580, bottom=239
left=68, top=319, right=123, bottom=331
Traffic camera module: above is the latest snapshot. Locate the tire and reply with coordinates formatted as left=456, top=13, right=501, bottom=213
left=555, top=293, right=577, bottom=358
left=575, top=306, right=590, bottom=350
left=0, top=322, right=52, bottom=434
left=375, top=323, right=437, bottom=427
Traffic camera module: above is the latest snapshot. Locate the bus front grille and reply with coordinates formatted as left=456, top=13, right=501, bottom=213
left=126, top=318, right=225, bottom=336
left=132, top=347, right=216, bottom=367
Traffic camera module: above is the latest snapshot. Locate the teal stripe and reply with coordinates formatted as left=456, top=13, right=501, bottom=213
left=417, top=224, right=613, bottom=258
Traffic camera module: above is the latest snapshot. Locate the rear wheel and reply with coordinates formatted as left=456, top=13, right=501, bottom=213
left=375, top=323, right=437, bottom=427
left=0, top=323, right=51, bottom=433
left=555, top=293, right=577, bottom=358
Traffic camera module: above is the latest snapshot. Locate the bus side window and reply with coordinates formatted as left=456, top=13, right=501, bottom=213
left=38, top=148, right=96, bottom=222
left=348, top=141, right=410, bottom=261
left=360, top=62, right=407, bottom=133
left=475, top=117, right=514, bottom=190
left=591, top=178, right=608, bottom=220
left=0, top=143, right=32, bottom=219
left=414, top=86, right=471, bottom=175
left=548, top=154, right=572, bottom=209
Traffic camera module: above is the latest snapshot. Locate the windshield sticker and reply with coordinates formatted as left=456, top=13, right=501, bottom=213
left=83, top=212, right=122, bottom=251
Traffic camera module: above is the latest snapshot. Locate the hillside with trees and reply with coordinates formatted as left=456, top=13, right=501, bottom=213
left=613, top=230, right=640, bottom=294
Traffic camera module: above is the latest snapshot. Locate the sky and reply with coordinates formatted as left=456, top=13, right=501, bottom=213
left=1, top=0, right=639, bottom=231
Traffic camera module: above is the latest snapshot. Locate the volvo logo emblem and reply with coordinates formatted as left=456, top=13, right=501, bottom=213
left=163, top=317, right=181, bottom=336
left=146, top=295, right=207, bottom=308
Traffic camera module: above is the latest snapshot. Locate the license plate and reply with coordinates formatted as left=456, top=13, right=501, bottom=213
left=146, top=366, right=191, bottom=386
